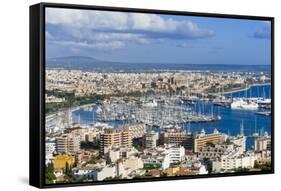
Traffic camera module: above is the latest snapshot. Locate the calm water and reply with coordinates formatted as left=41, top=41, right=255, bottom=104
left=188, top=88, right=271, bottom=148
left=72, top=85, right=272, bottom=149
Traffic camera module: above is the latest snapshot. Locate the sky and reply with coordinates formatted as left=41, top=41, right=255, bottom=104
left=46, top=7, right=271, bottom=65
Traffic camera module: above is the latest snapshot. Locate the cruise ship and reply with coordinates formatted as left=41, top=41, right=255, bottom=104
left=231, top=98, right=258, bottom=110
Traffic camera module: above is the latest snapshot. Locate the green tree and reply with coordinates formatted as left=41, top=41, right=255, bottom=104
left=254, top=161, right=271, bottom=171
left=45, top=163, right=56, bottom=184
left=64, top=162, right=70, bottom=175
left=64, top=162, right=77, bottom=183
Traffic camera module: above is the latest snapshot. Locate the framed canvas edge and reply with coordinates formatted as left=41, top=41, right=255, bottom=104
left=29, top=2, right=275, bottom=189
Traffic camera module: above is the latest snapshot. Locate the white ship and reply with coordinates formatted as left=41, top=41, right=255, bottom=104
left=257, top=98, right=271, bottom=104
left=231, top=98, right=258, bottom=110
left=143, top=99, right=158, bottom=107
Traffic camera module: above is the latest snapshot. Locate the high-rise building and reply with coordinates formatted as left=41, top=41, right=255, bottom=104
left=159, top=128, right=193, bottom=150
left=194, top=129, right=227, bottom=153
left=121, top=130, right=131, bottom=147
left=143, top=131, right=159, bottom=149
left=56, top=133, right=80, bottom=154
left=100, top=128, right=132, bottom=156
left=122, top=123, right=145, bottom=139
left=254, top=136, right=271, bottom=152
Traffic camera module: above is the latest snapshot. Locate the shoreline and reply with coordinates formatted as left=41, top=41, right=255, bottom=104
left=208, top=83, right=271, bottom=96
left=46, top=83, right=271, bottom=117
left=46, top=103, right=95, bottom=118
left=222, top=83, right=271, bottom=95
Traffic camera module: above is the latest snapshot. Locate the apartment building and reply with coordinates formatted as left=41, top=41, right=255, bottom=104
left=56, top=133, right=80, bottom=154
left=100, top=128, right=132, bottom=156
left=212, top=151, right=256, bottom=172
left=143, top=131, right=159, bottom=149
left=194, top=129, right=227, bottom=153
left=159, top=128, right=193, bottom=150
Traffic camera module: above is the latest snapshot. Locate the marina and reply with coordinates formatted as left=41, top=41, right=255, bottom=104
left=68, top=85, right=271, bottom=149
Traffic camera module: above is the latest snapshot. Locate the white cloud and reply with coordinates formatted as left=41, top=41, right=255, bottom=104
left=46, top=8, right=213, bottom=36
left=130, top=13, right=166, bottom=31
left=46, top=8, right=129, bottom=29
left=46, top=8, right=214, bottom=50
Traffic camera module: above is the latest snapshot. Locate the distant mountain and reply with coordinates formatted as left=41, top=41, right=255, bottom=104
left=48, top=56, right=99, bottom=63
left=46, top=56, right=127, bottom=70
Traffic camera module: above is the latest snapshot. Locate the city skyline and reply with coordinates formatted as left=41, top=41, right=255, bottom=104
left=46, top=8, right=271, bottom=65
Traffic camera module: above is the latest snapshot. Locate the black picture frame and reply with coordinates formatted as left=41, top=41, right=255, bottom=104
left=30, top=2, right=275, bottom=188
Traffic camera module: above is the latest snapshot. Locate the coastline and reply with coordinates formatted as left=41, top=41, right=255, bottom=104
left=214, top=83, right=271, bottom=96
left=46, top=103, right=95, bottom=118
left=46, top=83, right=271, bottom=118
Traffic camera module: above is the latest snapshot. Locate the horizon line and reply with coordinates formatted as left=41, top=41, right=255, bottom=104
left=46, top=56, right=271, bottom=66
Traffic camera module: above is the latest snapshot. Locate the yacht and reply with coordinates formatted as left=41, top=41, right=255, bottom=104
left=143, top=99, right=158, bottom=107
left=231, top=98, right=258, bottom=110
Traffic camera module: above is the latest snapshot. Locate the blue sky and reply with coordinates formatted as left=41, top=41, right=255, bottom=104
left=46, top=8, right=271, bottom=65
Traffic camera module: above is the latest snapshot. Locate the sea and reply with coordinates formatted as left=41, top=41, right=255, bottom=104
left=104, top=63, right=271, bottom=73
left=185, top=85, right=272, bottom=148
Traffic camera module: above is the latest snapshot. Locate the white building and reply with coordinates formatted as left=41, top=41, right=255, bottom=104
left=45, top=95, right=65, bottom=103
left=108, top=149, right=120, bottom=163
left=254, top=136, right=271, bottom=152
left=45, top=139, right=56, bottom=164
left=212, top=151, right=256, bottom=172
left=165, top=144, right=185, bottom=164
left=96, top=162, right=127, bottom=180
left=198, top=164, right=209, bottom=175
left=75, top=157, right=144, bottom=181
left=106, top=146, right=138, bottom=163
left=46, top=139, right=56, bottom=156
left=123, top=156, right=144, bottom=171
left=228, top=135, right=246, bottom=152
left=141, top=144, right=185, bottom=170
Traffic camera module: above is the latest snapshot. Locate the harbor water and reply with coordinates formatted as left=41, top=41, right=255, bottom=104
left=72, top=85, right=272, bottom=149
